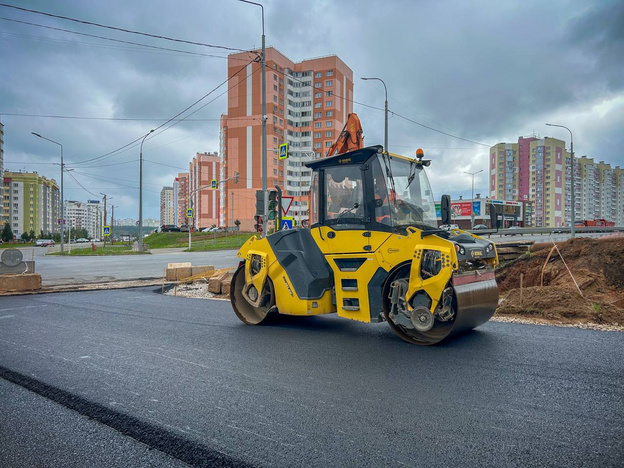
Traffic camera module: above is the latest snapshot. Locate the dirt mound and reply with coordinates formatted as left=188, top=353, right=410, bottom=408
left=495, top=236, right=624, bottom=327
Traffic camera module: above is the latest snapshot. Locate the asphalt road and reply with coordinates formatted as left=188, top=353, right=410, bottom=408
left=1, top=288, right=622, bottom=467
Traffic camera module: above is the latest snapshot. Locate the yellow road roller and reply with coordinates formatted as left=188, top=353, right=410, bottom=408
left=230, top=145, right=499, bottom=345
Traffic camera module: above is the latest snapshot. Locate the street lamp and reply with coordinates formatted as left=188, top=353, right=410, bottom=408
left=138, top=129, right=154, bottom=253
left=463, top=169, right=483, bottom=229
left=546, top=123, right=575, bottom=238
left=239, top=0, right=267, bottom=236
left=32, top=132, right=65, bottom=254
left=361, top=77, right=388, bottom=152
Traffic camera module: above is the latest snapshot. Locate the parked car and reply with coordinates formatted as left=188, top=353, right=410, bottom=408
left=439, top=224, right=460, bottom=231
left=179, top=225, right=190, bottom=232
left=160, top=225, right=180, bottom=232
left=36, top=239, right=55, bottom=247
left=472, top=224, right=488, bottom=230
left=76, top=238, right=89, bottom=243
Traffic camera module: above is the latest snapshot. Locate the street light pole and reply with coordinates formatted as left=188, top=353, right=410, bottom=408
left=463, top=169, right=483, bottom=229
left=239, top=0, right=267, bottom=236
left=32, top=132, right=65, bottom=254
left=546, top=123, right=575, bottom=238
left=138, top=129, right=154, bottom=253
left=361, top=77, right=388, bottom=152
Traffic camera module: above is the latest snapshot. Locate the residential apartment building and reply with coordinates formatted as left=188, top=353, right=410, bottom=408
left=65, top=199, right=102, bottom=239
left=173, top=172, right=189, bottom=226
left=160, top=186, right=175, bottom=226
left=615, top=168, right=624, bottom=226
left=491, top=137, right=622, bottom=227
left=188, top=152, right=220, bottom=229
left=0, top=121, right=4, bottom=176
left=220, top=47, right=354, bottom=230
left=2, top=171, right=60, bottom=236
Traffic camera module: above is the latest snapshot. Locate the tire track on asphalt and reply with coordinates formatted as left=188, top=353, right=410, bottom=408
left=0, top=365, right=257, bottom=468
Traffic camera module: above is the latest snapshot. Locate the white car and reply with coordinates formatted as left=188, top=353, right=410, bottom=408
left=439, top=224, right=460, bottom=231
left=76, top=238, right=90, bottom=243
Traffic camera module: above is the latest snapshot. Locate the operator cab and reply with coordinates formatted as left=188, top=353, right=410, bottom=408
left=306, top=145, right=438, bottom=233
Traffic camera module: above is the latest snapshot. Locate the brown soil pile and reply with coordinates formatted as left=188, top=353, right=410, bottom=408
left=495, top=236, right=624, bottom=327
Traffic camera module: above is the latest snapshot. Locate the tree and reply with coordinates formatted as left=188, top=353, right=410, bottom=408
left=29, top=229, right=35, bottom=241
left=21, top=231, right=31, bottom=243
left=1, top=222, right=13, bottom=242
left=234, top=219, right=241, bottom=231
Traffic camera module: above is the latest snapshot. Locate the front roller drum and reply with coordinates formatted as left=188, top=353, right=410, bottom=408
left=230, top=263, right=276, bottom=325
left=384, top=269, right=498, bottom=345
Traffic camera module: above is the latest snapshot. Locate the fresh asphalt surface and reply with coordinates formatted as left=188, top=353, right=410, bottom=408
left=0, top=288, right=622, bottom=467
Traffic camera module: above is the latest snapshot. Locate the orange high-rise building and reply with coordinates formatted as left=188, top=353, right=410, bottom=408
left=220, top=47, right=354, bottom=231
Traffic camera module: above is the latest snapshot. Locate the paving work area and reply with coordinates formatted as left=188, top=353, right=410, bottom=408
left=496, top=236, right=623, bottom=330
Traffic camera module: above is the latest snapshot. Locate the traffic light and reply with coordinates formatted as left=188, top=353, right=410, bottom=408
left=255, top=190, right=265, bottom=216
left=254, top=215, right=263, bottom=233
left=267, top=190, right=279, bottom=220
left=234, top=171, right=240, bottom=184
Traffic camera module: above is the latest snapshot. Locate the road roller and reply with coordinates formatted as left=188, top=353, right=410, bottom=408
left=230, top=144, right=499, bottom=345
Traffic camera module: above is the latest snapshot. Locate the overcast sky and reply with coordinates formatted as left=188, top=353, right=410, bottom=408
left=1, top=0, right=622, bottom=221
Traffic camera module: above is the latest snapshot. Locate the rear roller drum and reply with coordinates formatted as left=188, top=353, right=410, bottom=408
left=230, top=263, right=276, bottom=325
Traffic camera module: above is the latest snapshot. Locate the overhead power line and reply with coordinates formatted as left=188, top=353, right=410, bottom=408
left=0, top=16, right=257, bottom=61
left=0, top=112, right=221, bottom=121
left=0, top=3, right=247, bottom=52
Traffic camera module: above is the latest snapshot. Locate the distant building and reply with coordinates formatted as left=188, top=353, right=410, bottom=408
left=0, top=121, right=4, bottom=177
left=65, top=200, right=102, bottom=239
left=143, top=218, right=160, bottom=228
left=490, top=137, right=622, bottom=227
left=160, top=187, right=175, bottom=226
left=220, top=47, right=354, bottom=230
left=1, top=171, right=60, bottom=236
left=173, top=172, right=189, bottom=226
left=189, top=152, right=219, bottom=229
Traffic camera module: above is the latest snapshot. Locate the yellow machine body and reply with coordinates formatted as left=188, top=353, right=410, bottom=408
left=230, top=146, right=499, bottom=345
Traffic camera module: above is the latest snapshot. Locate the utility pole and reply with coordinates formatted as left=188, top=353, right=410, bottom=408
left=101, top=193, right=107, bottom=247
left=111, top=205, right=115, bottom=243
left=463, top=169, right=483, bottom=228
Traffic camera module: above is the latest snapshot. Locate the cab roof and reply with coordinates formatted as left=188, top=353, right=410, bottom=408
left=305, top=145, right=417, bottom=170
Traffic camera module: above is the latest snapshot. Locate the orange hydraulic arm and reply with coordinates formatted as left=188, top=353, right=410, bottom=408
left=326, top=113, right=364, bottom=157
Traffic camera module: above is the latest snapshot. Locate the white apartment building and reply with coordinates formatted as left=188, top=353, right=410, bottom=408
left=160, top=187, right=175, bottom=225
left=65, top=199, right=102, bottom=239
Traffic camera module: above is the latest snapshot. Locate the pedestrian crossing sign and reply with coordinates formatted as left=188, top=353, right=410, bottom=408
left=211, top=179, right=218, bottom=189
left=186, top=208, right=193, bottom=218
left=103, top=226, right=110, bottom=236
left=279, top=143, right=289, bottom=160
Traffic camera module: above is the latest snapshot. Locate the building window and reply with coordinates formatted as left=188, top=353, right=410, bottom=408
left=314, top=82, right=322, bottom=88
left=325, top=111, right=333, bottom=117
left=326, top=121, right=333, bottom=127
left=314, top=92, right=322, bottom=98
left=315, top=102, right=322, bottom=108
left=315, top=72, right=322, bottom=78
left=326, top=70, right=333, bottom=77
left=325, top=80, right=333, bottom=87
left=325, top=91, right=333, bottom=97
left=314, top=112, right=322, bottom=119
left=325, top=101, right=333, bottom=107
left=315, top=122, right=322, bottom=128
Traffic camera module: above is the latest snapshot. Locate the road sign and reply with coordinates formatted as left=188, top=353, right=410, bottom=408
left=281, top=216, right=293, bottom=230
left=186, top=208, right=193, bottom=218
left=211, top=179, right=218, bottom=189
left=281, top=196, right=293, bottom=215
left=279, top=143, right=289, bottom=160
left=103, top=226, right=110, bottom=236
